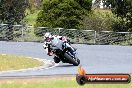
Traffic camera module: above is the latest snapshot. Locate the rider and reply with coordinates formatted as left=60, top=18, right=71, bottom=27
left=43, top=32, right=75, bottom=56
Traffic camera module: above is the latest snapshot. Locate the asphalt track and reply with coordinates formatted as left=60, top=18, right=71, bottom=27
left=0, top=41, right=132, bottom=77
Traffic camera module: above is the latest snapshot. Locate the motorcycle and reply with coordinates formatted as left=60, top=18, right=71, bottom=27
left=44, top=42, right=80, bottom=66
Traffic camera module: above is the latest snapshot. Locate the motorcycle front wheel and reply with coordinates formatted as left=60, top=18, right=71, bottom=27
left=64, top=53, right=80, bottom=66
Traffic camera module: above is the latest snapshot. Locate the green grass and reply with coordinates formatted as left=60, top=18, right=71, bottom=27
left=24, top=10, right=40, bottom=26
left=0, top=54, right=44, bottom=71
left=0, top=79, right=131, bottom=88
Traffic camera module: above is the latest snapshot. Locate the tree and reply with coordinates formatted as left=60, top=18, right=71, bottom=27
left=0, top=0, right=28, bottom=23
left=103, top=0, right=132, bottom=32
left=0, top=0, right=28, bottom=40
left=28, top=0, right=43, bottom=13
left=82, top=10, right=114, bottom=31
left=93, top=0, right=102, bottom=8
left=35, top=0, right=92, bottom=29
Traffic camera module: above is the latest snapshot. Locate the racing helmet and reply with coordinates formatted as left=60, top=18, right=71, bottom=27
left=44, top=32, right=52, bottom=41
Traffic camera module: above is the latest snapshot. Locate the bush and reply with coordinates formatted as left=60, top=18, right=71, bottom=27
left=82, top=9, right=115, bottom=31
left=35, top=0, right=92, bottom=29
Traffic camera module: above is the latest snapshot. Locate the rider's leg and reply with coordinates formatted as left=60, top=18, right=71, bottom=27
left=65, top=43, right=75, bottom=51
left=64, top=43, right=76, bottom=56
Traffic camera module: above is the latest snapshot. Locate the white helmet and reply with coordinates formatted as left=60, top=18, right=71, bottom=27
left=44, top=32, right=52, bottom=38
left=44, top=32, right=52, bottom=42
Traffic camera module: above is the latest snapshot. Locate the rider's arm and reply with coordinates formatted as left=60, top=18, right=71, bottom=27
left=43, top=41, right=53, bottom=56
left=43, top=41, right=48, bottom=49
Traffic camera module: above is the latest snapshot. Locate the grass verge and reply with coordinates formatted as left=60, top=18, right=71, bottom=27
left=0, top=54, right=44, bottom=71
left=24, top=10, right=40, bottom=26
left=0, top=77, right=131, bottom=88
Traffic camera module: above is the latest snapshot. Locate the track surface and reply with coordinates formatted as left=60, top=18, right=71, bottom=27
left=0, top=41, right=132, bottom=76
